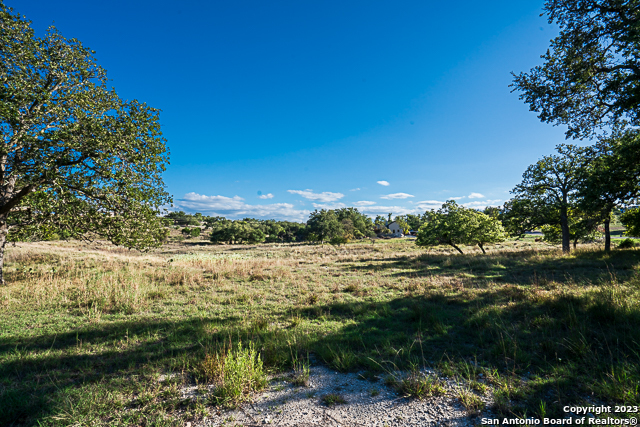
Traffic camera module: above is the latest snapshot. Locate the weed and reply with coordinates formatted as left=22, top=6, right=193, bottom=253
left=290, top=352, right=310, bottom=387
left=324, top=346, right=357, bottom=372
left=321, top=393, right=346, bottom=407
left=306, top=293, right=319, bottom=305
left=288, top=314, right=302, bottom=328
left=251, top=316, right=269, bottom=332
left=458, top=388, right=486, bottom=415
left=470, top=380, right=488, bottom=394
left=343, top=283, right=359, bottom=293
left=199, top=342, right=267, bottom=408
left=385, top=371, right=446, bottom=399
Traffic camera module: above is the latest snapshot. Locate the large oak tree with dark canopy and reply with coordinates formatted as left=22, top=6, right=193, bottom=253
left=0, top=3, right=171, bottom=284
left=511, top=144, right=587, bottom=253
left=512, top=0, right=640, bottom=139
left=578, top=129, right=640, bottom=250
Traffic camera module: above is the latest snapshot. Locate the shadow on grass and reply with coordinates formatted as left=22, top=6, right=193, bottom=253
left=300, top=277, right=640, bottom=418
left=0, top=316, right=248, bottom=426
left=3, top=249, right=640, bottom=425
left=339, top=247, right=640, bottom=286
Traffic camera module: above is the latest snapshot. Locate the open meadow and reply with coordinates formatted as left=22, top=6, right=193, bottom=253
left=1, top=237, right=639, bottom=426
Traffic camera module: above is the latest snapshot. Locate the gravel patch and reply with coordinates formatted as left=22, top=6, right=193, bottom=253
left=187, top=364, right=495, bottom=427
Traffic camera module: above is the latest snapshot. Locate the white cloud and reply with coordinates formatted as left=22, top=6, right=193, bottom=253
left=468, top=192, right=485, bottom=199
left=287, top=189, right=344, bottom=202
left=377, top=181, right=390, bottom=186
left=380, top=193, right=414, bottom=200
left=312, top=202, right=347, bottom=210
left=354, top=201, right=376, bottom=206
left=350, top=188, right=361, bottom=191
left=176, top=192, right=309, bottom=222
left=462, top=199, right=502, bottom=209
left=356, top=205, right=417, bottom=216
left=258, top=193, right=274, bottom=199
left=449, top=196, right=464, bottom=200
left=414, top=200, right=445, bottom=211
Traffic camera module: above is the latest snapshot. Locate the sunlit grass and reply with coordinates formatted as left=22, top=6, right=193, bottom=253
left=0, top=237, right=639, bottom=425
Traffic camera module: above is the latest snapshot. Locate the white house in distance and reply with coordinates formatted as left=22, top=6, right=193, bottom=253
left=387, top=221, right=403, bottom=234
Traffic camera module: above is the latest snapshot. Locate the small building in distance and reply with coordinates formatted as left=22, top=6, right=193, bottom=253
left=387, top=221, right=403, bottom=235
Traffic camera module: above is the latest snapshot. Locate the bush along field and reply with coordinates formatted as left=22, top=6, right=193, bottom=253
left=1, top=237, right=639, bottom=426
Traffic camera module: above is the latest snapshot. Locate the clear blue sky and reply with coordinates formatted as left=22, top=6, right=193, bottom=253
left=9, top=0, right=575, bottom=222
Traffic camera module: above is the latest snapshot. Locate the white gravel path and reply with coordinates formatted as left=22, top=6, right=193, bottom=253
left=186, top=364, right=495, bottom=427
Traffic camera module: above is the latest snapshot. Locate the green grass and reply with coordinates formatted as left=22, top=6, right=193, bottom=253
left=0, top=238, right=639, bottom=425
left=321, top=393, right=347, bottom=406
left=384, top=370, right=446, bottom=399
left=198, top=341, right=267, bottom=408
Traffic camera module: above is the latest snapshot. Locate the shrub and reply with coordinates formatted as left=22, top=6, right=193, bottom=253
left=617, top=238, right=637, bottom=249
left=329, top=236, right=349, bottom=246
left=181, top=227, right=200, bottom=238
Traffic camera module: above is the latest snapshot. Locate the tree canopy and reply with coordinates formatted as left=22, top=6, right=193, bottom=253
left=306, top=209, right=343, bottom=243
left=0, top=3, right=171, bottom=282
left=512, top=0, right=640, bottom=139
left=621, top=208, right=640, bottom=237
left=511, top=144, right=587, bottom=253
left=416, top=201, right=505, bottom=254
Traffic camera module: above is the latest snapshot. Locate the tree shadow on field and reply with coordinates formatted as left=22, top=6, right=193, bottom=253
left=0, top=316, right=244, bottom=426
left=300, top=285, right=640, bottom=418
left=181, top=240, right=215, bottom=247
left=340, top=247, right=640, bottom=286
left=3, top=283, right=640, bottom=425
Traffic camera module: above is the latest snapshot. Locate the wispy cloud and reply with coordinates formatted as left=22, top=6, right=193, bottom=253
left=175, top=192, right=309, bottom=221
left=354, top=201, right=376, bottom=206
left=350, top=188, right=361, bottom=191
left=449, top=196, right=464, bottom=200
left=414, top=200, right=445, bottom=211
left=356, top=205, right=417, bottom=216
left=377, top=181, right=390, bottom=186
left=380, top=193, right=414, bottom=200
left=258, top=193, right=274, bottom=199
left=462, top=199, right=502, bottom=209
left=468, top=192, right=485, bottom=199
left=312, top=202, right=347, bottom=210
left=287, top=189, right=344, bottom=202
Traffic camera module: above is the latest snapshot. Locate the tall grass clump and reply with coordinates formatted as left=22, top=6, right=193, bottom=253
left=198, top=342, right=267, bottom=408
left=384, top=370, right=446, bottom=399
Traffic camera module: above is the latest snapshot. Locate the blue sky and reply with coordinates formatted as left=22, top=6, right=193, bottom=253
left=10, top=0, right=575, bottom=222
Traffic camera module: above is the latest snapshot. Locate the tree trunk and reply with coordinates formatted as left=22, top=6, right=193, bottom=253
left=450, top=243, right=464, bottom=254
left=604, top=217, right=611, bottom=252
left=560, top=206, right=571, bottom=253
left=478, top=243, right=486, bottom=254
left=0, top=221, right=7, bottom=286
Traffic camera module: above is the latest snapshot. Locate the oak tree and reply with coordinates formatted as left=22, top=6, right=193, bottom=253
left=511, top=144, right=587, bottom=253
left=512, top=0, right=640, bottom=139
left=416, top=201, right=505, bottom=254
left=0, top=4, right=171, bottom=283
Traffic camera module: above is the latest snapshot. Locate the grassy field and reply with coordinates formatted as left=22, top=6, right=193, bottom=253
left=1, top=236, right=639, bottom=426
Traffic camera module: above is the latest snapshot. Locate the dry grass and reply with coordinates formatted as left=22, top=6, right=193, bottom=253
left=1, top=236, right=639, bottom=425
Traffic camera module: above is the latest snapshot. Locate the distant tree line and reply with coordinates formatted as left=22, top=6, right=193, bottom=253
left=164, top=208, right=427, bottom=245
